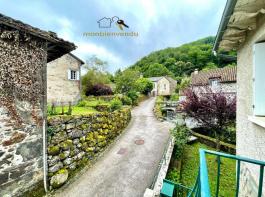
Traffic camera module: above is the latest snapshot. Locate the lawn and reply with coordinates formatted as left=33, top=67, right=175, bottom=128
left=181, top=142, right=236, bottom=196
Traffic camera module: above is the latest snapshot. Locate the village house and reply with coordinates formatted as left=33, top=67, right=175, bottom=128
left=47, top=53, right=84, bottom=105
left=191, top=66, right=237, bottom=96
left=214, top=0, right=265, bottom=195
left=0, top=13, right=75, bottom=196
left=149, top=76, right=177, bottom=96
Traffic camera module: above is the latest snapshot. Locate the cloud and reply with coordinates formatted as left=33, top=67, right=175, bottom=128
left=0, top=0, right=227, bottom=73
left=73, top=41, right=126, bottom=72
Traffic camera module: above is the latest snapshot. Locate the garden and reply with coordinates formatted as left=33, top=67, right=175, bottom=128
left=164, top=86, right=237, bottom=196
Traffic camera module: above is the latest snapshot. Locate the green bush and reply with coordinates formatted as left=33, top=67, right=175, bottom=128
left=171, top=125, right=190, bottom=159
left=121, top=95, right=132, bottom=106
left=170, top=93, right=179, bottom=101
left=127, top=90, right=139, bottom=105
left=110, top=98, right=122, bottom=111
left=76, top=100, right=87, bottom=107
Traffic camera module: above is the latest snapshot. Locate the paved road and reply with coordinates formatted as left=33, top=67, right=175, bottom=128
left=55, top=97, right=174, bottom=197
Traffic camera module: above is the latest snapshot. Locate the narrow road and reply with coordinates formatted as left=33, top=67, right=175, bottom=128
left=55, top=97, right=174, bottom=197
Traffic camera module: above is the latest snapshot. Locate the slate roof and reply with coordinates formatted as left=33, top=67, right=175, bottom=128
left=0, top=13, right=76, bottom=62
left=191, top=67, right=237, bottom=86
left=149, top=77, right=163, bottom=82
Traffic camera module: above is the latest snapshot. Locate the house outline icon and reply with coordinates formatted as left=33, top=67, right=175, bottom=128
left=97, top=17, right=112, bottom=28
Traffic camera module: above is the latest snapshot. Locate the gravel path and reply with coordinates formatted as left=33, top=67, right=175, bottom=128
left=54, top=97, right=174, bottom=197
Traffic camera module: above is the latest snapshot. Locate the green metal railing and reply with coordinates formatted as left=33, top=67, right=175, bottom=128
left=161, top=149, right=265, bottom=197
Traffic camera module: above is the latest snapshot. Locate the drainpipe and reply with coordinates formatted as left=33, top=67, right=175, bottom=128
left=43, top=43, right=48, bottom=193
left=212, top=0, right=238, bottom=54
left=43, top=119, right=48, bottom=192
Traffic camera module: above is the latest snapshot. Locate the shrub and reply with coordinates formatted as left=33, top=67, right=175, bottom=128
left=134, top=78, right=153, bottom=95
left=86, top=84, right=113, bottom=96
left=171, top=125, right=190, bottom=159
left=181, top=87, right=236, bottom=151
left=170, top=93, right=179, bottom=101
left=127, top=90, right=139, bottom=105
left=121, top=95, right=132, bottom=106
left=76, top=100, right=87, bottom=107
left=110, top=98, right=122, bottom=111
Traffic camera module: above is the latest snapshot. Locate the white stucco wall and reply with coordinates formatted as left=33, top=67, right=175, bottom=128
left=237, top=15, right=265, bottom=196
left=47, top=54, right=82, bottom=105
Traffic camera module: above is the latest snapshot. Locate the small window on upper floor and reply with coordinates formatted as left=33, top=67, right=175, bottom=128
left=164, top=84, right=167, bottom=90
left=68, top=69, right=80, bottom=81
left=209, top=78, right=220, bottom=88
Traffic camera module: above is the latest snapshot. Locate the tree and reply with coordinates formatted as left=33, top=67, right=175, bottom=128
left=82, top=68, right=110, bottom=95
left=84, top=55, right=108, bottom=72
left=134, top=78, right=153, bottom=95
left=181, top=88, right=236, bottom=151
left=115, top=69, right=140, bottom=93
left=86, top=84, right=113, bottom=96
left=144, top=63, right=173, bottom=77
left=176, top=77, right=191, bottom=93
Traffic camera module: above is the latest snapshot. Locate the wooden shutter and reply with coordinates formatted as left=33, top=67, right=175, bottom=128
left=253, top=42, right=265, bottom=116
left=76, top=70, right=80, bottom=80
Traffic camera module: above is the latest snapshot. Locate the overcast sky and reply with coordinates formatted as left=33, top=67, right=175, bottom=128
left=0, top=0, right=226, bottom=73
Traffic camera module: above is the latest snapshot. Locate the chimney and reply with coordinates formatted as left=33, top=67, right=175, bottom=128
left=194, top=69, right=199, bottom=75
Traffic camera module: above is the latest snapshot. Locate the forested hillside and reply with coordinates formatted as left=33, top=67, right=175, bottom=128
left=130, top=36, right=236, bottom=79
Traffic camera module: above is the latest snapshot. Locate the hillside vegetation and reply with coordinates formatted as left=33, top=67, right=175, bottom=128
left=130, top=36, right=236, bottom=79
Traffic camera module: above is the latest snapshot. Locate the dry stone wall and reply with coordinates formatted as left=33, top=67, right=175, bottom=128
left=0, top=25, right=47, bottom=196
left=47, top=107, right=131, bottom=189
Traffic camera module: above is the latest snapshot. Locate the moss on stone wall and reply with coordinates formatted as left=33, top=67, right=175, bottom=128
left=47, top=107, right=131, bottom=189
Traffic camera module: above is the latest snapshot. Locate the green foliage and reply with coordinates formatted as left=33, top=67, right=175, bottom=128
left=154, top=96, right=164, bottom=120
left=181, top=142, right=236, bottom=196
left=171, top=125, right=190, bottom=159
left=110, top=98, right=122, bottom=111
left=134, top=78, right=153, bottom=95
left=81, top=68, right=110, bottom=95
left=127, top=90, right=139, bottom=105
left=120, top=95, right=133, bottom=106
left=130, top=36, right=236, bottom=78
left=115, top=69, right=140, bottom=93
left=144, top=63, right=174, bottom=77
left=202, top=62, right=218, bottom=71
left=166, top=168, right=181, bottom=183
left=170, top=93, right=179, bottom=101
left=176, top=77, right=191, bottom=93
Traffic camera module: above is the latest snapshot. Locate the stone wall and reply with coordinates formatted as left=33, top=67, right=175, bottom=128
left=0, top=27, right=47, bottom=196
left=47, top=107, right=131, bottom=189
left=237, top=14, right=265, bottom=195
left=47, top=54, right=82, bottom=105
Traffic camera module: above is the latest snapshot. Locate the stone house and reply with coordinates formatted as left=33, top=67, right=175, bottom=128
left=149, top=76, right=177, bottom=96
left=0, top=13, right=75, bottom=196
left=214, top=0, right=265, bottom=196
left=190, top=67, right=237, bottom=96
left=47, top=53, right=84, bottom=105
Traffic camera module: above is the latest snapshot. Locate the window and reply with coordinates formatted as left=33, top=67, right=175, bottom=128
left=164, top=84, right=167, bottom=90
left=68, top=69, right=79, bottom=81
left=253, top=42, right=265, bottom=116
left=71, top=70, right=76, bottom=80
left=209, top=78, right=220, bottom=88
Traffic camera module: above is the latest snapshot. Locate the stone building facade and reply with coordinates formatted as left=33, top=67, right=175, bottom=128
left=214, top=1, right=265, bottom=196
left=149, top=76, right=177, bottom=96
left=190, top=67, right=237, bottom=97
left=0, top=14, right=75, bottom=196
left=47, top=53, right=84, bottom=105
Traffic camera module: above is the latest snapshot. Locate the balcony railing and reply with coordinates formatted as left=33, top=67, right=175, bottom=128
left=161, top=149, right=265, bottom=197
